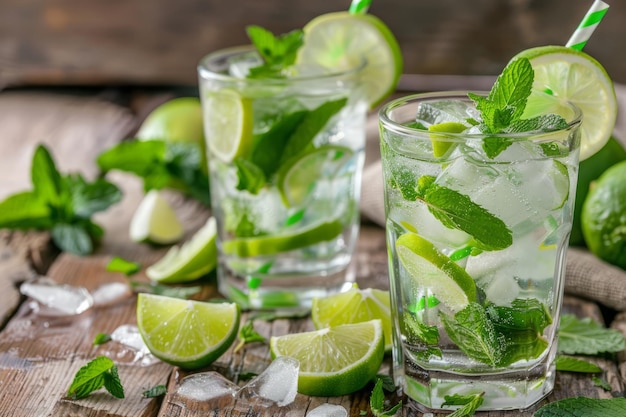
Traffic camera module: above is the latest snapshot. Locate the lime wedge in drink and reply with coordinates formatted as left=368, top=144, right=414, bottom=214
left=136, top=293, right=240, bottom=370
left=312, top=285, right=393, bottom=353
left=146, top=216, right=218, bottom=283
left=512, top=45, right=617, bottom=161
left=396, top=232, right=477, bottom=312
left=222, top=218, right=343, bottom=258
left=297, top=11, right=402, bottom=109
left=428, top=121, right=467, bottom=157
left=129, top=190, right=184, bottom=245
left=277, top=145, right=353, bottom=207
left=203, top=89, right=253, bottom=163
left=269, top=319, right=384, bottom=396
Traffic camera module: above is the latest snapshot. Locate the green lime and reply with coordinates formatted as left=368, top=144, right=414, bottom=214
left=222, top=218, right=343, bottom=258
left=203, top=89, right=254, bottom=163
left=277, top=145, right=353, bottom=207
left=396, top=232, right=477, bottom=312
left=269, top=319, right=384, bottom=396
left=428, top=121, right=467, bottom=157
left=312, top=285, right=393, bottom=353
left=512, top=46, right=617, bottom=161
left=297, top=11, right=403, bottom=109
left=581, top=160, right=626, bottom=269
left=129, top=190, right=184, bottom=245
left=571, top=136, right=626, bottom=246
left=136, top=293, right=240, bottom=370
left=146, top=216, right=218, bottom=283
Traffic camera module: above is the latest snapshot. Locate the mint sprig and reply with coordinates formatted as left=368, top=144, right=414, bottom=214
left=443, top=392, right=485, bottom=417
left=369, top=378, right=402, bottom=416
left=67, top=356, right=124, bottom=400
left=246, top=25, right=304, bottom=78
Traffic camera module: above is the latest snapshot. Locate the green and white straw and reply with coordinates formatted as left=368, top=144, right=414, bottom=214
left=349, top=0, right=372, bottom=14
left=566, top=0, right=610, bottom=51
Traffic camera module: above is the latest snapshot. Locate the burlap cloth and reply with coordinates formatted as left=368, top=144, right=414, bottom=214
left=359, top=83, right=626, bottom=311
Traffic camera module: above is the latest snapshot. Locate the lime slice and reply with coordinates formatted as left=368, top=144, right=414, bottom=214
left=222, top=218, right=343, bottom=258
left=203, top=89, right=253, bottom=162
left=512, top=46, right=617, bottom=161
left=277, top=145, right=353, bottom=207
left=396, top=232, right=477, bottom=312
left=297, top=11, right=403, bottom=109
left=146, top=216, right=218, bottom=283
left=129, top=190, right=184, bottom=245
left=137, top=97, right=205, bottom=145
left=312, top=285, right=393, bottom=353
left=136, top=293, right=240, bottom=369
left=269, top=319, right=384, bottom=396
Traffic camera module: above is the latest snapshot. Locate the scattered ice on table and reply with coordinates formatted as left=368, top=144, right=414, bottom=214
left=177, top=371, right=239, bottom=401
left=109, top=324, right=159, bottom=366
left=20, top=277, right=93, bottom=316
left=306, top=403, right=348, bottom=417
left=92, top=282, right=131, bottom=307
left=236, top=356, right=300, bottom=406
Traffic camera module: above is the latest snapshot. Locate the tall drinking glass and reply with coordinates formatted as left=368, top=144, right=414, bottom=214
left=198, top=46, right=367, bottom=311
left=379, top=92, right=582, bottom=410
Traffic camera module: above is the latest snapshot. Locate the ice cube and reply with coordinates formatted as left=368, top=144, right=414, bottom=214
left=228, top=51, right=263, bottom=78
left=306, top=403, right=348, bottom=417
left=92, top=282, right=132, bottom=307
left=20, top=278, right=93, bottom=316
left=177, top=371, right=239, bottom=401
left=415, top=100, right=478, bottom=127
left=236, top=356, right=300, bottom=406
left=108, top=324, right=159, bottom=366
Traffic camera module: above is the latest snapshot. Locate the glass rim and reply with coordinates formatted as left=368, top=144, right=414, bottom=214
left=197, top=45, right=367, bottom=84
left=378, top=90, right=583, bottom=140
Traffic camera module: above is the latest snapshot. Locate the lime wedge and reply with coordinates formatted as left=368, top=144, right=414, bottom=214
left=222, top=218, right=343, bottom=258
left=269, top=319, right=384, bottom=396
left=146, top=216, right=218, bottom=283
left=203, top=89, right=253, bottom=163
left=512, top=46, right=617, bottom=161
left=297, top=11, right=402, bottom=109
left=428, top=121, right=467, bottom=157
left=396, top=232, right=476, bottom=312
left=312, top=285, right=393, bottom=353
left=136, top=97, right=205, bottom=145
left=277, top=145, right=353, bottom=207
left=136, top=293, right=240, bottom=370
left=129, top=190, right=184, bottom=245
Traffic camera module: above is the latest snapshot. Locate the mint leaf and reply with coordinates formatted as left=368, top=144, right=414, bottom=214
left=32, top=144, right=65, bottom=206
left=66, top=174, right=123, bottom=218
left=555, top=355, right=602, bottom=373
left=234, top=158, right=266, bottom=194
left=370, top=378, right=402, bottom=417
left=234, top=319, right=266, bottom=353
left=143, top=384, right=167, bottom=398
left=558, top=314, right=625, bottom=355
left=0, top=191, right=52, bottom=229
left=51, top=223, right=93, bottom=256
left=67, top=356, right=123, bottom=400
left=506, top=113, right=568, bottom=133
left=103, top=365, right=125, bottom=398
left=443, top=392, right=484, bottom=417
left=534, top=397, right=626, bottom=417
left=106, top=256, right=141, bottom=276
left=246, top=25, right=303, bottom=78
left=403, top=311, right=439, bottom=346
left=593, top=376, right=612, bottom=391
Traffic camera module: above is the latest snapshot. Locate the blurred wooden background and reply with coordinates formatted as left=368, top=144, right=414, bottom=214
left=0, top=0, right=624, bottom=89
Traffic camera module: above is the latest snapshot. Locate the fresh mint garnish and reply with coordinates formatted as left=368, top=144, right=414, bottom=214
left=106, top=256, right=141, bottom=276
left=67, top=356, right=124, bottom=400
left=442, top=392, right=484, bottom=417
left=369, top=378, right=402, bottom=416
left=558, top=314, right=625, bottom=355
left=534, top=397, right=626, bottom=417
left=246, top=25, right=303, bottom=78
left=555, top=355, right=602, bottom=373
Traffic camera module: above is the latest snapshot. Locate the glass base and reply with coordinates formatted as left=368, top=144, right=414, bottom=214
left=399, top=354, right=556, bottom=412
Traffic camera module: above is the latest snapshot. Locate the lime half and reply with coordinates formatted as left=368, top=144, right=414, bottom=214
left=130, top=190, right=184, bottom=245
left=203, top=89, right=253, bottom=162
left=297, top=11, right=402, bottom=109
left=146, top=216, right=218, bottom=283
left=270, top=319, right=384, bottom=396
left=513, top=46, right=617, bottom=161
left=312, top=285, right=393, bottom=353
left=136, top=293, right=240, bottom=369
left=396, top=233, right=477, bottom=312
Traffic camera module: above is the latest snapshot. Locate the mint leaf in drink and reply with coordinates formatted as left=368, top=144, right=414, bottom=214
left=106, top=256, right=141, bottom=276
left=442, top=392, right=484, bottom=417
left=417, top=176, right=512, bottom=251
left=234, top=158, right=266, bottom=194
left=558, top=314, right=625, bottom=355
left=67, top=356, right=124, bottom=400
left=555, top=355, right=602, bottom=373
left=534, top=397, right=626, bottom=417
left=246, top=25, right=304, bottom=78
left=403, top=311, right=440, bottom=346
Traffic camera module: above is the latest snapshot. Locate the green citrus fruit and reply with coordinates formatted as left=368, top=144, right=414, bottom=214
left=129, top=190, right=184, bottom=245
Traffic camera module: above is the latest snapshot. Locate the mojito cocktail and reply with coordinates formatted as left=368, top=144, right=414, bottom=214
left=380, top=54, right=586, bottom=410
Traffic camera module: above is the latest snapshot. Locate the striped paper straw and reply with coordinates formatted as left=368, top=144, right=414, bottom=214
left=349, top=0, right=372, bottom=14
left=566, top=0, right=610, bottom=50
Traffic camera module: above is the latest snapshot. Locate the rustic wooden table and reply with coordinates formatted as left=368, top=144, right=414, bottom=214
left=0, top=87, right=624, bottom=417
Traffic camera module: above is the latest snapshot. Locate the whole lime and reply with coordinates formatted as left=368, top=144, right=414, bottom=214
left=581, top=160, right=626, bottom=270
left=571, top=136, right=626, bottom=246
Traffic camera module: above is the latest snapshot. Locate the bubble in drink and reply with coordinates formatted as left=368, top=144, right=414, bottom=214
left=20, top=278, right=93, bottom=316
left=177, top=371, right=239, bottom=401
left=306, top=403, right=348, bottom=417
left=236, top=356, right=300, bottom=406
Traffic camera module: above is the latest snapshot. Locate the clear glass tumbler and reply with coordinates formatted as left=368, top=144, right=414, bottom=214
left=379, top=92, right=582, bottom=411
left=198, top=46, right=368, bottom=311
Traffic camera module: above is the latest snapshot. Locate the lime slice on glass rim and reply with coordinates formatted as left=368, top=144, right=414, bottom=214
left=512, top=45, right=617, bottom=161
left=203, top=89, right=254, bottom=163
left=129, top=190, right=184, bottom=245
left=136, top=293, right=240, bottom=370
left=297, top=11, right=403, bottom=109
left=312, top=285, right=393, bottom=353
left=146, top=216, right=218, bottom=283
left=269, top=319, right=384, bottom=396
left=396, top=232, right=477, bottom=313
